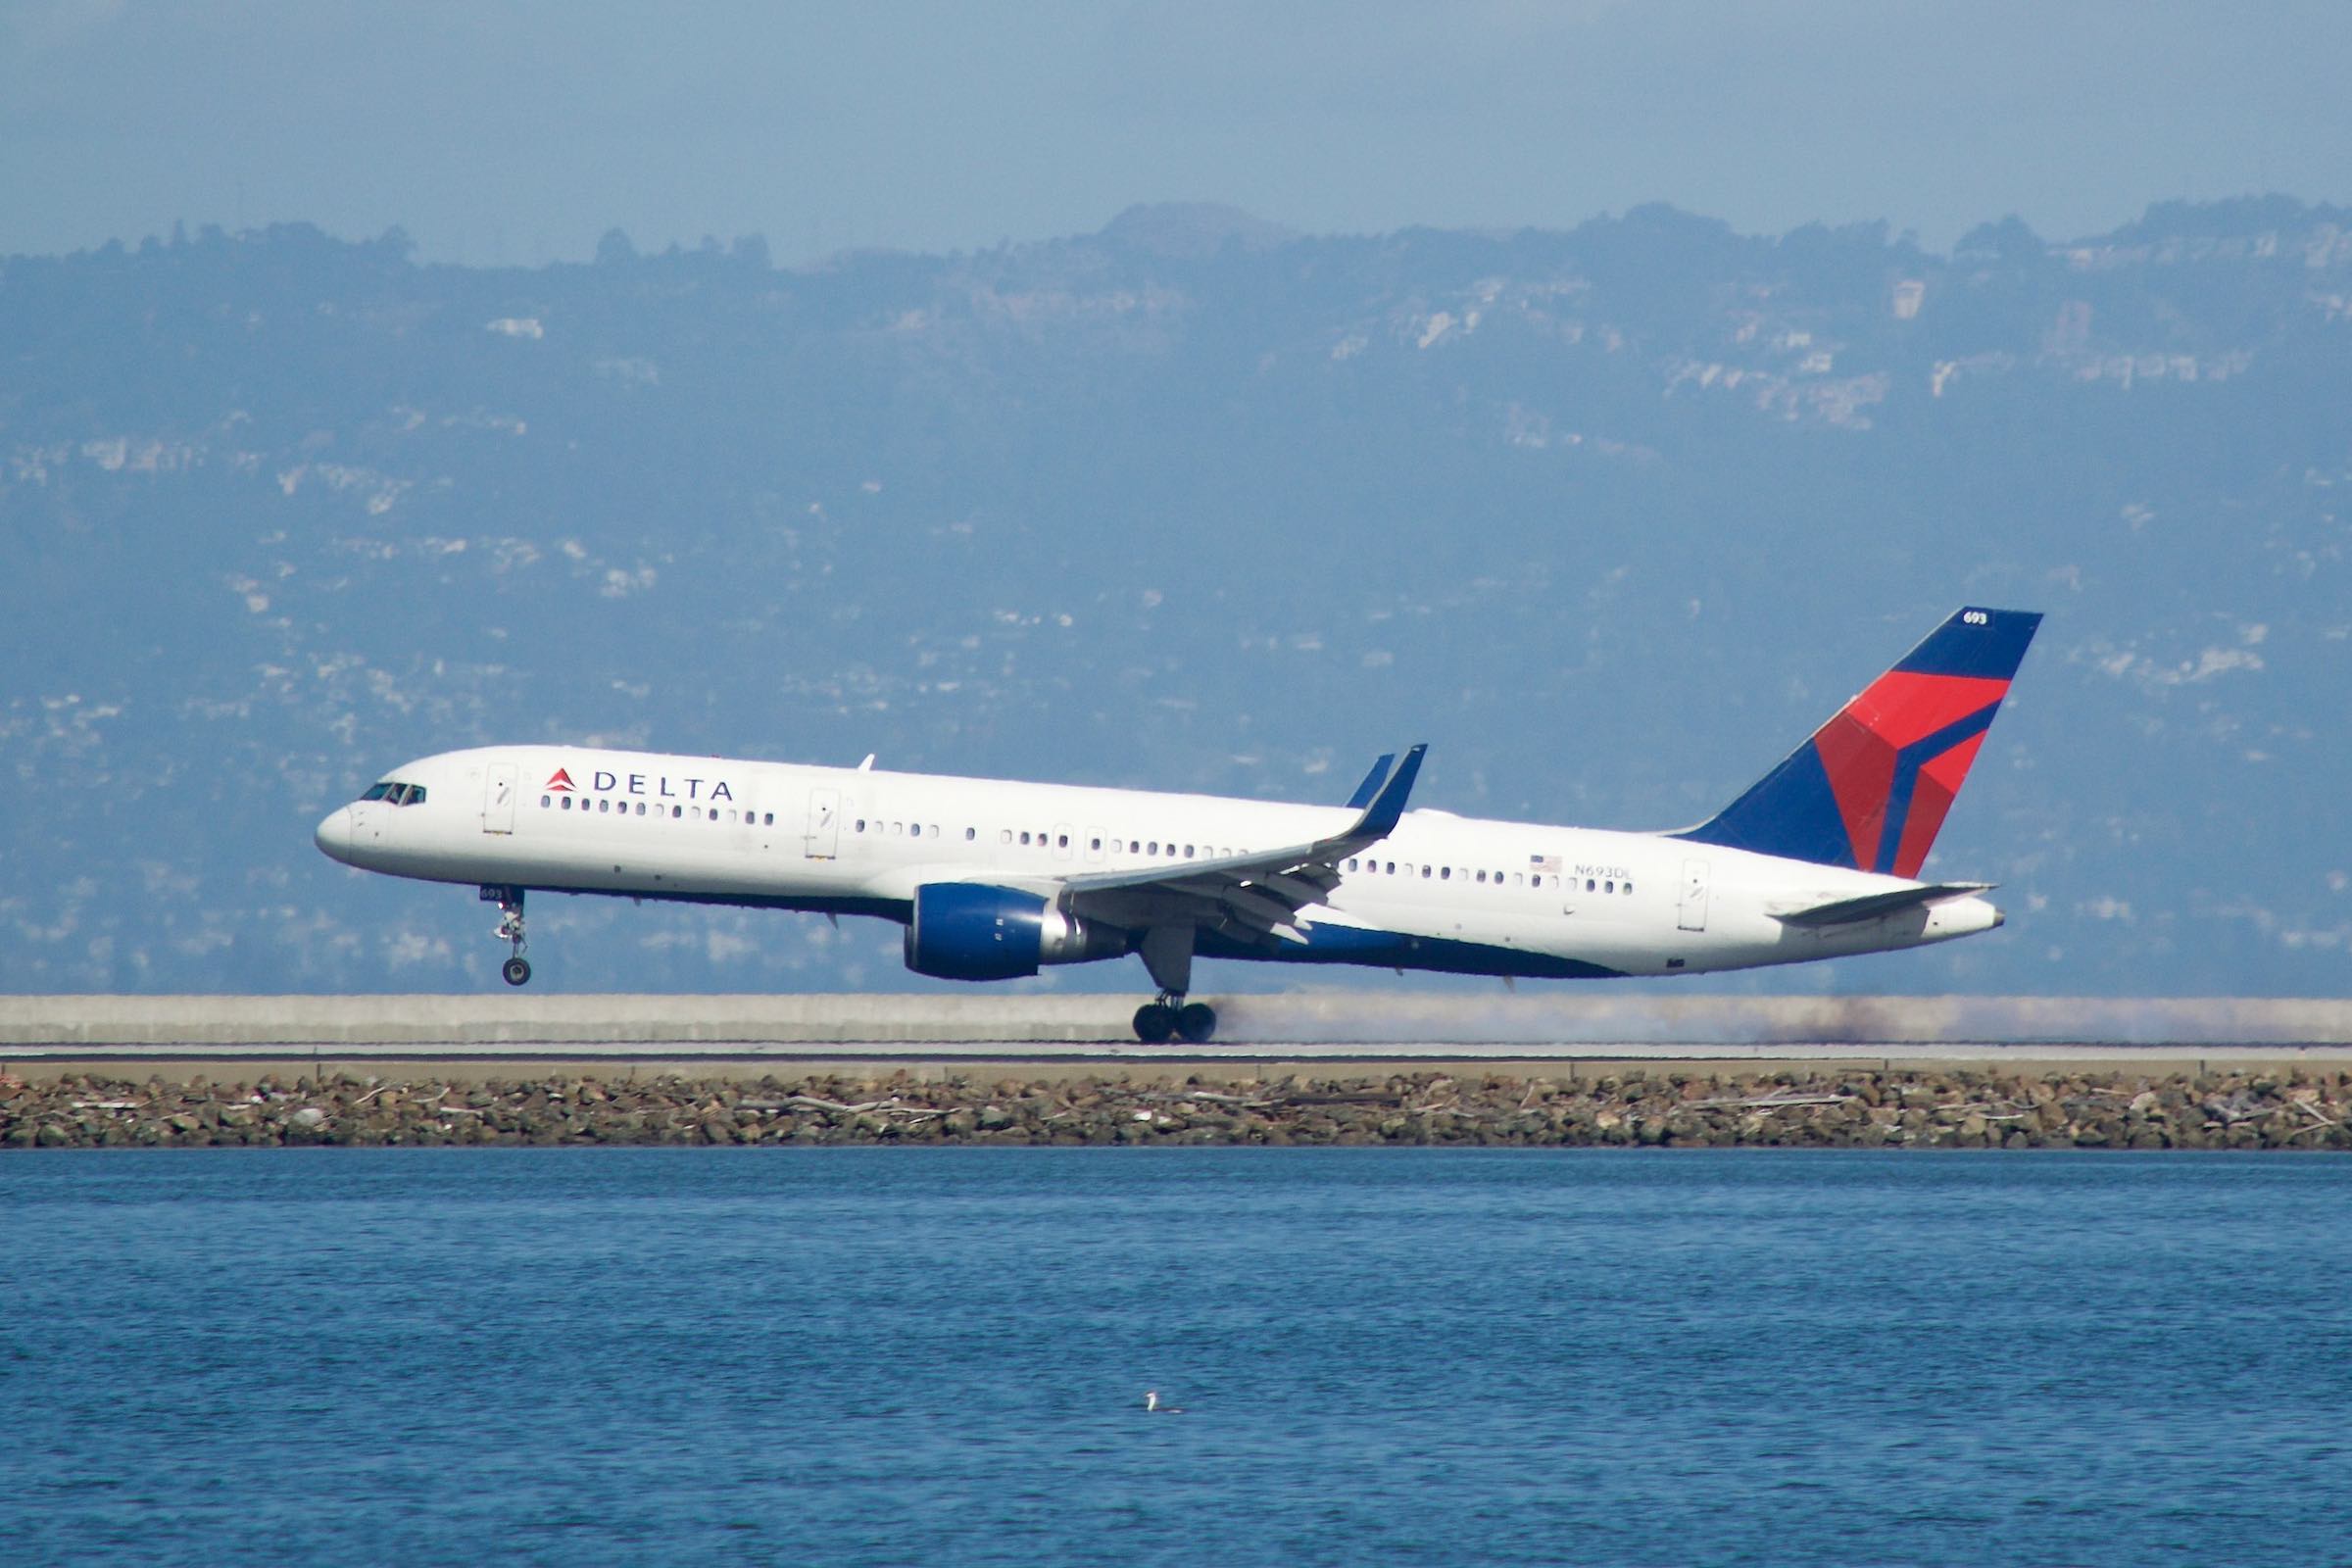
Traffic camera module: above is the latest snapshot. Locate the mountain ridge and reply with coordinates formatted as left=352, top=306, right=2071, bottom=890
left=4, top=197, right=2345, bottom=995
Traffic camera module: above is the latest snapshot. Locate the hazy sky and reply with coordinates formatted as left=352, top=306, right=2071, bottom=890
left=6, top=0, right=2350, bottom=263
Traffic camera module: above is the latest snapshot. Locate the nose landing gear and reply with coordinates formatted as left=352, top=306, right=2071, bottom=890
left=483, top=885, right=531, bottom=986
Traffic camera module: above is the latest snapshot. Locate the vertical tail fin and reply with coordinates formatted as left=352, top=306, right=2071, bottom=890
left=1677, top=607, right=2041, bottom=874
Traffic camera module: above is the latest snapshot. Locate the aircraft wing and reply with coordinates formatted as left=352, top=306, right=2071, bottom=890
left=1054, top=745, right=1425, bottom=943
left=1774, top=882, right=1993, bottom=929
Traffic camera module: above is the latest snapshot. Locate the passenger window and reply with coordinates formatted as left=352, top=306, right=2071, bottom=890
left=1385, top=860, right=1396, bottom=874
left=1513, top=872, right=1524, bottom=886
left=1623, top=881, right=1634, bottom=895
left=1001, top=829, right=1013, bottom=845
left=597, top=799, right=609, bottom=813
left=672, top=806, right=682, bottom=818
left=1587, top=878, right=1596, bottom=892
left=541, top=795, right=552, bottom=808
left=1441, top=866, right=1450, bottom=880
left=1604, top=880, right=1614, bottom=894
left=1147, top=841, right=1157, bottom=856
left=1421, top=866, right=1431, bottom=879
left=1183, top=845, right=1195, bottom=858
left=562, top=796, right=573, bottom=809
left=967, top=827, right=977, bottom=841
left=1019, top=830, right=1031, bottom=845
left=1058, top=834, right=1070, bottom=850
left=930, top=825, right=941, bottom=839
left=1090, top=837, right=1101, bottom=852
left=1347, top=858, right=1358, bottom=871
left=1475, top=869, right=1486, bottom=883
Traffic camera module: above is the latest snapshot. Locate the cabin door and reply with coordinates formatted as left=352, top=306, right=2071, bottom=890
left=805, top=788, right=841, bottom=859
left=482, top=761, right=518, bottom=834
left=1677, top=858, right=1711, bottom=932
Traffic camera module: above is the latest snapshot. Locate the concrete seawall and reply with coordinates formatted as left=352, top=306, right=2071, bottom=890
left=6, top=994, right=2352, bottom=1052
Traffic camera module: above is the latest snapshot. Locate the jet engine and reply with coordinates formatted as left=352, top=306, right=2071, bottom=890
left=903, top=883, right=1129, bottom=981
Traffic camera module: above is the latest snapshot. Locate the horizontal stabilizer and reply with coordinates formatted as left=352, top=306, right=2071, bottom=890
left=1775, top=882, right=1992, bottom=929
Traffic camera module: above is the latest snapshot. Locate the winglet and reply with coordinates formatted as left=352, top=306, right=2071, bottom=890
left=1351, top=744, right=1426, bottom=838
left=1343, top=753, right=1396, bottom=810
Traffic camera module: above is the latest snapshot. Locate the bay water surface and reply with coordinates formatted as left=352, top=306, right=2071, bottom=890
left=3, top=1150, right=2347, bottom=1566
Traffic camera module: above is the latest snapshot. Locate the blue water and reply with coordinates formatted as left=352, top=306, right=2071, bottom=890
left=3, top=1152, right=2348, bottom=1567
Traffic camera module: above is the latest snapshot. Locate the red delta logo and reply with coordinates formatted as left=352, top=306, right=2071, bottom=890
left=544, top=767, right=578, bottom=793
left=1814, top=670, right=2008, bottom=877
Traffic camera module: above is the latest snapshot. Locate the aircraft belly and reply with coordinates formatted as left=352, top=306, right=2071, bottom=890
left=1197, top=915, right=1625, bottom=980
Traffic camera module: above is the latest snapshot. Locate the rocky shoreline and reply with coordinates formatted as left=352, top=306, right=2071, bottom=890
left=3, top=1066, right=2347, bottom=1150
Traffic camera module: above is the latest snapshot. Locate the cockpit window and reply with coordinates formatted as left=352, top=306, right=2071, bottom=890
left=404, top=786, right=425, bottom=807
left=361, top=781, right=427, bottom=806
left=361, top=782, right=395, bottom=802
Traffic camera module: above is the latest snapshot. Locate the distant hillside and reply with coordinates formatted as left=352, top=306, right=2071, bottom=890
left=5, top=200, right=2347, bottom=995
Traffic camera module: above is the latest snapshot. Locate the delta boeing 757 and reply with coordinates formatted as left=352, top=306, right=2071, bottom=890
left=316, top=607, right=2039, bottom=1042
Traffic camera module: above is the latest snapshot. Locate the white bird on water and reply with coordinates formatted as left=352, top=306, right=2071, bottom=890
left=1144, top=1391, right=1185, bottom=1414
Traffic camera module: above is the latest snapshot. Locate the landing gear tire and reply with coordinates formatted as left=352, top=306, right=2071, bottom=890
left=1133, top=997, right=1216, bottom=1044
left=484, top=885, right=531, bottom=988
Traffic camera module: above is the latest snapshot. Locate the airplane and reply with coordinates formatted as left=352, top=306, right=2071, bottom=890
left=315, top=606, right=2040, bottom=1043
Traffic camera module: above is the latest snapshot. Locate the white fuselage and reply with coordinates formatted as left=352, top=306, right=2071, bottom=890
left=315, top=745, right=2001, bottom=982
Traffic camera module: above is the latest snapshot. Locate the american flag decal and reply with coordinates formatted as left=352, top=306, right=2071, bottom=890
left=1531, top=853, right=1561, bottom=873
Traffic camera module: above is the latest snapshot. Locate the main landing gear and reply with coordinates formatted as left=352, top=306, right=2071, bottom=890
left=1130, top=924, right=1214, bottom=1043
left=483, top=885, right=531, bottom=986
left=1133, top=994, right=1217, bottom=1045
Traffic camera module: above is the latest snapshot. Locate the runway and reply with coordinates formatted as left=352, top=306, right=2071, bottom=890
left=6, top=994, right=2350, bottom=1078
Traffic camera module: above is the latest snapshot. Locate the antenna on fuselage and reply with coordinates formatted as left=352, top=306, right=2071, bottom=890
left=858, top=754, right=875, bottom=770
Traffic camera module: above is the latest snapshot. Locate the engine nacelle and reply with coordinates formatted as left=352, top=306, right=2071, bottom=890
left=903, top=883, right=1129, bottom=982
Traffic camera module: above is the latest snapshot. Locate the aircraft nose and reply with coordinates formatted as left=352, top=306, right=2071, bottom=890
left=314, top=806, right=355, bottom=864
